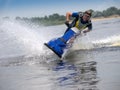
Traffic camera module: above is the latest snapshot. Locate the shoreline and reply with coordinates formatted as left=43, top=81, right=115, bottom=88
left=92, top=15, right=120, bottom=21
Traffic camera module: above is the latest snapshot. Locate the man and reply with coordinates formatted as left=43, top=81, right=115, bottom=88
left=65, top=10, right=92, bottom=34
left=64, top=10, right=92, bottom=44
left=44, top=10, right=92, bottom=58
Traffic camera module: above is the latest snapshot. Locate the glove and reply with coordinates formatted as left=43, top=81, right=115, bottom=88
left=65, top=21, right=70, bottom=27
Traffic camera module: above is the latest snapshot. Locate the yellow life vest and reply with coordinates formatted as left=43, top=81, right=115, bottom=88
left=75, top=18, right=90, bottom=30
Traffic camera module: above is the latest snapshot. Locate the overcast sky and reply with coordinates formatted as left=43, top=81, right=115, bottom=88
left=0, top=0, right=120, bottom=17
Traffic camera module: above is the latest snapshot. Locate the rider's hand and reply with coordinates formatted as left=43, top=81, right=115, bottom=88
left=83, top=30, right=88, bottom=33
left=65, top=21, right=70, bottom=27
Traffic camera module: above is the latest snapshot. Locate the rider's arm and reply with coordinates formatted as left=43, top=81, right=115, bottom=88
left=66, top=12, right=79, bottom=22
left=83, top=23, right=92, bottom=33
left=66, top=12, right=72, bottom=22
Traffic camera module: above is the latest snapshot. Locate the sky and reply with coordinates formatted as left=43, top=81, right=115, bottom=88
left=0, top=0, right=120, bottom=17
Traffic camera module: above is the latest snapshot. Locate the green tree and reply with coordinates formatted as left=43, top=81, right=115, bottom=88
left=103, top=7, right=119, bottom=17
left=93, top=11, right=103, bottom=17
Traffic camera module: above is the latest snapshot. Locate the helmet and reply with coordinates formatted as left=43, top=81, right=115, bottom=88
left=84, top=10, right=92, bottom=17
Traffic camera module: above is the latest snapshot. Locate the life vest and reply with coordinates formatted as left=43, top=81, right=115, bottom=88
left=75, top=17, right=91, bottom=30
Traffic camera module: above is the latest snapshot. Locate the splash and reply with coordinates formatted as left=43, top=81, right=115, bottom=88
left=71, top=35, right=94, bottom=50
left=0, top=19, right=120, bottom=59
left=0, top=19, right=47, bottom=57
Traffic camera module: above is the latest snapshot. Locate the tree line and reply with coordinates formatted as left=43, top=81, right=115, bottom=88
left=92, top=6, right=120, bottom=18
left=15, top=13, right=66, bottom=26
left=3, top=6, right=120, bottom=26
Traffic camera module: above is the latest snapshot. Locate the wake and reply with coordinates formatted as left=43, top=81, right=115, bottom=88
left=0, top=19, right=119, bottom=59
left=92, top=35, right=120, bottom=48
left=71, top=34, right=120, bottom=51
